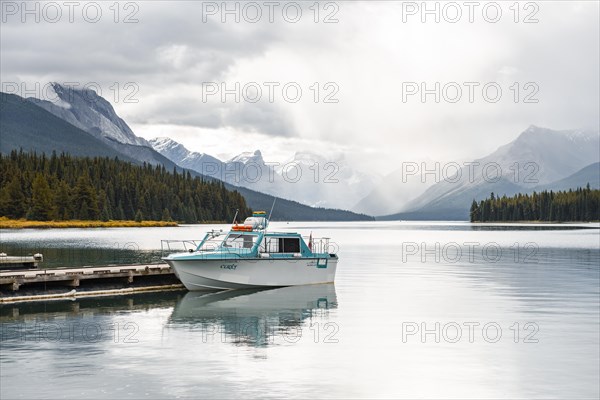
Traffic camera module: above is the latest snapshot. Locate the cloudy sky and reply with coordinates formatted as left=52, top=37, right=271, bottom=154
left=1, top=1, right=598, bottom=172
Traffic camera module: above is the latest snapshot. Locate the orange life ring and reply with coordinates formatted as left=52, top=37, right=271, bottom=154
left=232, top=224, right=253, bottom=231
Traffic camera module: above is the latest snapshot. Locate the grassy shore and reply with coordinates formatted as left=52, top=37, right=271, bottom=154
left=0, top=217, right=179, bottom=229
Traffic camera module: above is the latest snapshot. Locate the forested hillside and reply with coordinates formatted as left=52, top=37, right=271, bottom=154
left=0, top=151, right=251, bottom=223
left=470, top=186, right=600, bottom=222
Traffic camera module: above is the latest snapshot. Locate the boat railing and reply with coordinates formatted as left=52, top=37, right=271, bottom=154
left=160, top=236, right=246, bottom=258
left=162, top=236, right=337, bottom=257
left=303, top=237, right=335, bottom=254
left=160, top=240, right=200, bottom=257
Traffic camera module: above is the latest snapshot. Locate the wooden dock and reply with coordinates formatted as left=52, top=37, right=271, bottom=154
left=0, top=263, right=183, bottom=302
left=0, top=253, right=44, bottom=270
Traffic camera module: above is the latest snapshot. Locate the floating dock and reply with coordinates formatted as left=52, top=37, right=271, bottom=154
left=0, top=263, right=183, bottom=303
left=0, top=253, right=44, bottom=270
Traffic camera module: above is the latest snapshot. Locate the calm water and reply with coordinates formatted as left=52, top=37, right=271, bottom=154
left=1, top=222, right=599, bottom=399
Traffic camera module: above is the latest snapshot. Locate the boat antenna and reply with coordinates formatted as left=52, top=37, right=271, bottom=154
left=232, top=208, right=239, bottom=225
left=266, top=198, right=276, bottom=229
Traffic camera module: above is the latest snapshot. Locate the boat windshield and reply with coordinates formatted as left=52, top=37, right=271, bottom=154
left=197, top=232, right=225, bottom=251
left=221, top=233, right=259, bottom=250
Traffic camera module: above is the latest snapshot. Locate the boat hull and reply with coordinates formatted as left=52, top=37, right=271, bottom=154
left=166, top=257, right=338, bottom=291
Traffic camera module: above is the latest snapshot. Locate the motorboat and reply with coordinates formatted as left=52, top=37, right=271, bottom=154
left=162, top=211, right=338, bottom=291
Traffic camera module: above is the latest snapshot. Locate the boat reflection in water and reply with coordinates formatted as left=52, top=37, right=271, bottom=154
left=167, top=283, right=338, bottom=347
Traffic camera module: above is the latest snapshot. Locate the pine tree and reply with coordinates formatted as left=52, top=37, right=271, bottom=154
left=53, top=180, right=71, bottom=220
left=474, top=188, right=600, bottom=222
left=74, top=174, right=99, bottom=219
left=469, top=200, right=479, bottom=222
left=161, top=208, right=172, bottom=221
left=29, top=174, right=53, bottom=221
left=0, top=175, right=26, bottom=218
left=116, top=202, right=126, bottom=220
left=0, top=152, right=252, bottom=223
left=79, top=201, right=90, bottom=220
left=100, top=203, right=111, bottom=222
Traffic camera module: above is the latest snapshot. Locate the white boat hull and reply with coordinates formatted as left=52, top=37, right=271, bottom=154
left=167, top=257, right=338, bottom=291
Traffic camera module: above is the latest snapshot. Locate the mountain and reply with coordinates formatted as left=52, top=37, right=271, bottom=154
left=533, top=162, right=600, bottom=192
left=275, top=152, right=381, bottom=210
left=150, top=137, right=379, bottom=210
left=27, top=83, right=148, bottom=146
left=149, top=139, right=375, bottom=219
left=477, top=126, right=599, bottom=185
left=229, top=149, right=266, bottom=165
left=108, top=138, right=184, bottom=168
left=0, top=92, right=135, bottom=160
left=379, top=126, right=600, bottom=220
left=230, top=185, right=374, bottom=221
left=2, top=90, right=372, bottom=221
left=27, top=83, right=182, bottom=169
left=379, top=178, right=525, bottom=220
left=226, top=149, right=280, bottom=197
left=150, top=137, right=224, bottom=177
left=24, top=83, right=185, bottom=169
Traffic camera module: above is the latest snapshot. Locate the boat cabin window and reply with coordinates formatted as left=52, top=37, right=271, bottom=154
left=262, top=237, right=300, bottom=253
left=222, top=233, right=258, bottom=249
left=282, top=238, right=301, bottom=253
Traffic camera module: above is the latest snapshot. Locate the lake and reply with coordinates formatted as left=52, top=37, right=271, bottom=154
left=1, top=222, right=599, bottom=399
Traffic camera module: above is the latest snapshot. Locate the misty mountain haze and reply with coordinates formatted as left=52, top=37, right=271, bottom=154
left=374, top=126, right=600, bottom=220
left=150, top=137, right=381, bottom=210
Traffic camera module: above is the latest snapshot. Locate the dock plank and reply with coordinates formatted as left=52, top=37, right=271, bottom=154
left=0, top=263, right=176, bottom=293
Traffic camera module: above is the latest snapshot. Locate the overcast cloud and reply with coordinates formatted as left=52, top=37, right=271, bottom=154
left=1, top=1, right=598, bottom=171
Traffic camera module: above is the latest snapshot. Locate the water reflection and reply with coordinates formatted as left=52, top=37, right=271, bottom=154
left=0, top=290, right=184, bottom=322
left=0, top=243, right=162, bottom=268
left=1, top=222, right=598, bottom=398
left=0, top=291, right=185, bottom=370
left=167, top=284, right=338, bottom=347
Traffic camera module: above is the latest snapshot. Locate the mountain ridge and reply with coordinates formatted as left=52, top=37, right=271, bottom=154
left=365, top=125, right=600, bottom=220
left=0, top=92, right=137, bottom=161
left=27, top=82, right=149, bottom=147
left=1, top=90, right=372, bottom=221
left=379, top=160, right=600, bottom=221
left=150, top=136, right=380, bottom=210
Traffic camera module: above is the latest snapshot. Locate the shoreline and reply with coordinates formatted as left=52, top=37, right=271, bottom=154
left=0, top=218, right=179, bottom=229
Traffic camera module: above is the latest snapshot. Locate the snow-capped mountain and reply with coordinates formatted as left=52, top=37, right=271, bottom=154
left=225, top=150, right=279, bottom=195
left=24, top=82, right=179, bottom=167
left=375, top=126, right=600, bottom=219
left=150, top=138, right=379, bottom=210
left=27, top=82, right=148, bottom=146
left=149, top=137, right=224, bottom=177
left=229, top=150, right=266, bottom=166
